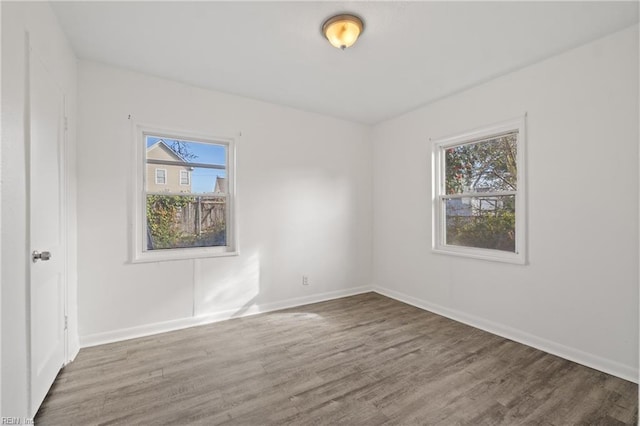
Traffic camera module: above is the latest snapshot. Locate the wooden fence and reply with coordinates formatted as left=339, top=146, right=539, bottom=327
left=176, top=196, right=226, bottom=235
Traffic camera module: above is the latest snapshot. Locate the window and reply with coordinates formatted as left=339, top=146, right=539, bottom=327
left=432, top=117, right=526, bottom=263
left=133, top=125, right=237, bottom=262
left=180, top=170, right=190, bottom=186
left=155, top=168, right=167, bottom=184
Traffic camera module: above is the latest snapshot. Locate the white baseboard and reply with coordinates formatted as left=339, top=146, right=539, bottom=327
left=79, top=286, right=372, bottom=348
left=373, top=285, right=638, bottom=384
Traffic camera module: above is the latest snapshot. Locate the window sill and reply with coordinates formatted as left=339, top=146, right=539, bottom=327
left=131, top=247, right=239, bottom=263
left=432, top=245, right=526, bottom=265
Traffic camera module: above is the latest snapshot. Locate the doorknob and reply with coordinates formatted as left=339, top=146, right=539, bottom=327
left=32, top=250, right=51, bottom=263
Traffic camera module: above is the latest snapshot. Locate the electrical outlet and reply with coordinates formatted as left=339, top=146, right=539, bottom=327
left=302, top=275, right=309, bottom=286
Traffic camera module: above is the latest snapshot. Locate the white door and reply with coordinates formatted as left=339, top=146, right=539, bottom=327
left=29, top=46, right=67, bottom=415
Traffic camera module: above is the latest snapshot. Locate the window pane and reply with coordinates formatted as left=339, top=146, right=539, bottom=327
left=146, top=136, right=226, bottom=166
left=145, top=135, right=229, bottom=251
left=180, top=170, right=189, bottom=185
left=188, top=167, right=227, bottom=195
left=146, top=194, right=227, bottom=250
left=155, top=169, right=166, bottom=184
left=146, top=136, right=226, bottom=194
left=445, top=133, right=517, bottom=194
left=445, top=195, right=515, bottom=252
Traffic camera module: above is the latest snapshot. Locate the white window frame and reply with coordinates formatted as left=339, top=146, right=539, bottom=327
left=431, top=116, right=526, bottom=264
left=132, top=124, right=238, bottom=263
left=180, top=169, right=190, bottom=186
left=155, top=168, right=167, bottom=185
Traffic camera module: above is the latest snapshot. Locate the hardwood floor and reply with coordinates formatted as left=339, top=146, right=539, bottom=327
left=36, top=293, right=638, bottom=425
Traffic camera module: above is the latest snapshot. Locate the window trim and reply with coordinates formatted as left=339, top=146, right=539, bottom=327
left=155, top=168, right=167, bottom=185
left=431, top=116, right=526, bottom=264
left=179, top=169, right=190, bottom=186
left=132, top=123, right=238, bottom=263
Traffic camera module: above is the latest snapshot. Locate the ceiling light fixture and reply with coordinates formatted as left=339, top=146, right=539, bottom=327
left=322, top=14, right=364, bottom=50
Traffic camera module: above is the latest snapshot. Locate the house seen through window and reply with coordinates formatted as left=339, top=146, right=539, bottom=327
left=145, top=136, right=230, bottom=251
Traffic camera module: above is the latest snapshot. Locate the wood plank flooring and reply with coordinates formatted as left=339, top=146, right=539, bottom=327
left=36, top=293, right=638, bottom=425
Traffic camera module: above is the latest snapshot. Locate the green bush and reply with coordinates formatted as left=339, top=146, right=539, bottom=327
left=447, top=210, right=515, bottom=252
left=146, top=195, right=193, bottom=249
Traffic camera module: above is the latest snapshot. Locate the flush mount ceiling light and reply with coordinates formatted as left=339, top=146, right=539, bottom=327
left=322, top=14, right=364, bottom=50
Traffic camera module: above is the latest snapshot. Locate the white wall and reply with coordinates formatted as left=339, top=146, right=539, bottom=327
left=372, top=25, right=639, bottom=382
left=1, top=1, right=78, bottom=417
left=77, top=61, right=372, bottom=344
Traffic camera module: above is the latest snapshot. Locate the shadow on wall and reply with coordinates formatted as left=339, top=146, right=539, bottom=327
left=199, top=252, right=261, bottom=314
left=232, top=295, right=260, bottom=318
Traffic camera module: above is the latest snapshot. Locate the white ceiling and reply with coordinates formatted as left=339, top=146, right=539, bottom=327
left=51, top=1, right=638, bottom=124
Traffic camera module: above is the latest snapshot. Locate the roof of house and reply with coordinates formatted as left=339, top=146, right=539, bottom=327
left=214, top=177, right=226, bottom=194
left=147, top=139, right=189, bottom=163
